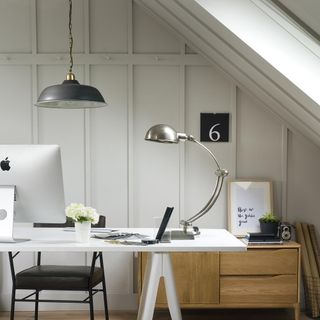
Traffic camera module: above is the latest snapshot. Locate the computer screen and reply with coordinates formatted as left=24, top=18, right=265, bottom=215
left=0, top=145, right=66, bottom=241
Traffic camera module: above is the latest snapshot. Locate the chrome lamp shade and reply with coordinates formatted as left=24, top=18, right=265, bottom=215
left=145, top=124, right=187, bottom=143
left=35, top=79, right=106, bottom=109
left=145, top=124, right=228, bottom=240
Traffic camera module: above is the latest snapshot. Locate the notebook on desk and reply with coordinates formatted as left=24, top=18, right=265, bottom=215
left=63, top=227, right=118, bottom=233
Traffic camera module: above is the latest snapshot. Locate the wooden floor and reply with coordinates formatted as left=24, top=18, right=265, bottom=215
left=0, top=309, right=311, bottom=320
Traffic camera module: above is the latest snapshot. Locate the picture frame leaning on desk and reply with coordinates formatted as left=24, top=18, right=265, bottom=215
left=228, top=180, right=273, bottom=237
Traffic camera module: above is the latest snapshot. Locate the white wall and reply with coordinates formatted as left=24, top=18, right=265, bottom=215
left=0, top=0, right=319, bottom=311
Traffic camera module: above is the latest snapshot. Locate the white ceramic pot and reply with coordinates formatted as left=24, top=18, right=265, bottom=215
left=74, top=221, right=91, bottom=243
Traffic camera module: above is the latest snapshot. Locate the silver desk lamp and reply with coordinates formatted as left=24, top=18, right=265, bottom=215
left=145, top=124, right=228, bottom=240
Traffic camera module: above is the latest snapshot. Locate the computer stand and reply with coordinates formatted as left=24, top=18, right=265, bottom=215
left=0, top=186, right=28, bottom=242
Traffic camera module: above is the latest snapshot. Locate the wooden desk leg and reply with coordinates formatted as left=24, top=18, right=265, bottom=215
left=137, top=252, right=182, bottom=320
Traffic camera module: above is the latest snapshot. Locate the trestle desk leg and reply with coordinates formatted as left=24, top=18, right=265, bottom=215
left=162, top=253, right=182, bottom=320
left=137, top=252, right=182, bottom=320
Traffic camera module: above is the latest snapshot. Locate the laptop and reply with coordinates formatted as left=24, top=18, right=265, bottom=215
left=142, top=207, right=174, bottom=244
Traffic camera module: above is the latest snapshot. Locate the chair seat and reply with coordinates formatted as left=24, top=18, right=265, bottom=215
left=16, top=265, right=104, bottom=290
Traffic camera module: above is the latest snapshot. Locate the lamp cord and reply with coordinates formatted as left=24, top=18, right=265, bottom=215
left=68, top=0, right=73, bottom=74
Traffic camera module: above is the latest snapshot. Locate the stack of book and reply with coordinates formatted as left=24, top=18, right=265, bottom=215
left=243, top=232, right=283, bottom=245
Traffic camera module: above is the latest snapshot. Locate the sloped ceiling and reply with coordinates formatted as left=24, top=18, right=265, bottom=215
left=135, top=0, right=320, bottom=147
left=274, top=0, right=320, bottom=42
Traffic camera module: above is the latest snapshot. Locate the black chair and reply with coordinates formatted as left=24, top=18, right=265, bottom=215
left=8, top=216, right=109, bottom=320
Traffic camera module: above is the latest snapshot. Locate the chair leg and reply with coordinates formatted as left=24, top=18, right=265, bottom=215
left=102, top=276, right=109, bottom=320
left=34, top=290, right=39, bottom=320
left=10, top=287, right=15, bottom=320
left=89, top=288, right=94, bottom=320
left=99, top=252, right=109, bottom=320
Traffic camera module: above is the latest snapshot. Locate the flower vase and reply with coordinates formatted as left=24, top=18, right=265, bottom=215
left=74, top=221, right=91, bottom=243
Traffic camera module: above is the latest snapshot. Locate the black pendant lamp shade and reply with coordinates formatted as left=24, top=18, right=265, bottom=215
left=36, top=73, right=106, bottom=109
left=35, top=0, right=106, bottom=109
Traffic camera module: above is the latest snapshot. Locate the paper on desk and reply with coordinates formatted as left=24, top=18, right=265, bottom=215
left=63, top=227, right=118, bottom=233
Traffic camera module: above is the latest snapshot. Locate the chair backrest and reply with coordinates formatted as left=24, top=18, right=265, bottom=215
left=34, top=215, right=106, bottom=228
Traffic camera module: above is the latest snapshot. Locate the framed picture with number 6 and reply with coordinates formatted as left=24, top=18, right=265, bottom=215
left=200, top=113, right=229, bottom=142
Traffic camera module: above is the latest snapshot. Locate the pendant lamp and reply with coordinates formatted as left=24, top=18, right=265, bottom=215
left=35, top=0, right=106, bottom=109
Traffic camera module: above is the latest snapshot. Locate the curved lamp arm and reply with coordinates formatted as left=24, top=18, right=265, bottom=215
left=180, top=136, right=228, bottom=232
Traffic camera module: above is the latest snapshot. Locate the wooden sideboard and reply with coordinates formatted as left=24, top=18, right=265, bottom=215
left=138, top=242, right=301, bottom=320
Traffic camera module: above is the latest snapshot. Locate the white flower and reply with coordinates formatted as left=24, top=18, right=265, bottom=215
left=65, top=203, right=100, bottom=224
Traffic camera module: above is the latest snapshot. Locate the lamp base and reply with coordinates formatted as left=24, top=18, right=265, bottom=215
left=169, top=230, right=195, bottom=240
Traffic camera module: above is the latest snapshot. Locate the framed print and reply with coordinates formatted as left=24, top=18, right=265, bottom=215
left=228, top=180, right=273, bottom=237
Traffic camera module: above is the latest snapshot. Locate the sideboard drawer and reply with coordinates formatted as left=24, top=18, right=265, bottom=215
left=220, top=249, right=298, bottom=275
left=220, top=275, right=298, bottom=304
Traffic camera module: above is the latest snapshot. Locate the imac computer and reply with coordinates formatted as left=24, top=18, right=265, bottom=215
left=0, top=145, right=66, bottom=242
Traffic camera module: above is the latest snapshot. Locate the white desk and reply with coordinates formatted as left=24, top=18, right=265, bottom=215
left=0, top=228, right=246, bottom=320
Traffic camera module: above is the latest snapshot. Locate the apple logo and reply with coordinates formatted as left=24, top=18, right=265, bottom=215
left=0, top=157, right=10, bottom=171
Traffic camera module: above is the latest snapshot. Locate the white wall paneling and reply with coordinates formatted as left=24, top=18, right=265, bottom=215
left=84, top=0, right=91, bottom=206
left=0, top=0, right=32, bottom=53
left=287, top=131, right=320, bottom=232
left=36, top=0, right=85, bottom=53
left=0, top=65, right=33, bottom=144
left=281, top=125, right=288, bottom=220
left=133, top=2, right=181, bottom=54
left=90, top=65, right=128, bottom=227
left=236, top=90, right=284, bottom=216
left=178, top=64, right=186, bottom=225
left=128, top=63, right=134, bottom=227
left=89, top=0, right=129, bottom=53
left=0, top=0, right=319, bottom=312
left=185, top=66, right=235, bottom=228
left=133, top=65, right=181, bottom=228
